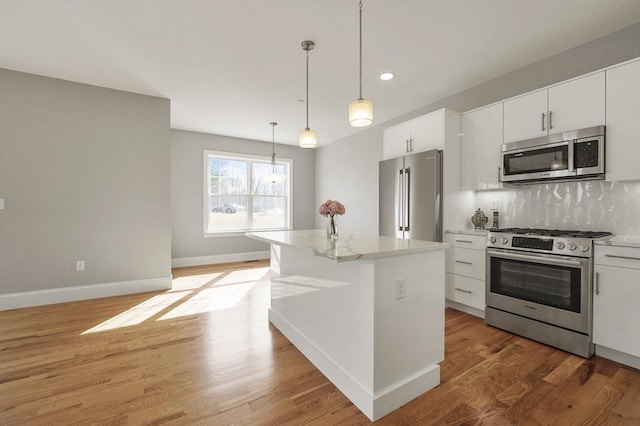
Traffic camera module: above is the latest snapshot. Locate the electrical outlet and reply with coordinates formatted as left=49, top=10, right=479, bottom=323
left=75, top=260, right=85, bottom=272
left=0, top=198, right=4, bottom=210
left=491, top=199, right=498, bottom=210
left=395, top=278, right=406, bottom=300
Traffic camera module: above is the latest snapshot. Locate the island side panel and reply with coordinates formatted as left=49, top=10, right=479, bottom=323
left=268, top=244, right=376, bottom=402
left=373, top=250, right=445, bottom=419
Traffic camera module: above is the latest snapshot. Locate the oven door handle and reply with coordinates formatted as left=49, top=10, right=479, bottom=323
left=486, top=249, right=585, bottom=268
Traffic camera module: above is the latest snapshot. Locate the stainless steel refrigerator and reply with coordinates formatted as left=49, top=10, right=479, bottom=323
left=379, top=149, right=443, bottom=242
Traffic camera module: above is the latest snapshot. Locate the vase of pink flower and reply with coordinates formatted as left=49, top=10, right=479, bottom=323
left=319, top=199, right=345, bottom=239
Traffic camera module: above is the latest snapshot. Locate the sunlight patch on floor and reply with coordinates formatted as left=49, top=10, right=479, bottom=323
left=81, top=291, right=193, bottom=334
left=80, top=267, right=270, bottom=333
left=158, top=282, right=256, bottom=320
left=171, top=272, right=223, bottom=291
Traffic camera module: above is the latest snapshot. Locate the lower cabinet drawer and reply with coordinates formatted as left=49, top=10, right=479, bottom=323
left=446, top=247, right=485, bottom=280
left=445, top=273, right=485, bottom=310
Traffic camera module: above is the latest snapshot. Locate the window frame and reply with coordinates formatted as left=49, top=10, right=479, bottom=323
left=202, top=150, right=293, bottom=237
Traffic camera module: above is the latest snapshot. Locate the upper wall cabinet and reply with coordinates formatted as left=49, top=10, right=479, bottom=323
left=503, top=72, right=605, bottom=143
left=383, top=108, right=461, bottom=193
left=605, top=59, right=640, bottom=182
left=460, top=103, right=503, bottom=191
left=383, top=108, right=454, bottom=160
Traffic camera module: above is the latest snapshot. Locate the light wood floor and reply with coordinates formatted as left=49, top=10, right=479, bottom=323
left=1, top=260, right=639, bottom=425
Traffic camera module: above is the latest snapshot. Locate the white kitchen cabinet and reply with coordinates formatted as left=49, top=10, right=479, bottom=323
left=460, top=103, right=503, bottom=190
left=382, top=122, right=411, bottom=160
left=382, top=108, right=459, bottom=160
left=383, top=108, right=461, bottom=197
left=593, top=243, right=640, bottom=368
left=605, top=58, right=640, bottom=181
left=503, top=88, right=548, bottom=143
left=444, top=232, right=486, bottom=315
left=503, top=72, right=605, bottom=143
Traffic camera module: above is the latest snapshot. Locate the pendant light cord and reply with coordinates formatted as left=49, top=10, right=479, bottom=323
left=305, top=50, right=310, bottom=130
left=270, top=122, right=277, bottom=172
left=358, top=0, right=363, bottom=101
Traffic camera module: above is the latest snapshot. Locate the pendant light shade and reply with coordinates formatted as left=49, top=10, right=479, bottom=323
left=349, top=99, right=373, bottom=127
left=265, top=121, right=286, bottom=184
left=299, top=40, right=317, bottom=148
left=299, top=128, right=318, bottom=148
left=349, top=0, right=373, bottom=127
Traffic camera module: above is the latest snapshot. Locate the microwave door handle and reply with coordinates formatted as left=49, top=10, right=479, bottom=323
left=568, top=141, right=575, bottom=172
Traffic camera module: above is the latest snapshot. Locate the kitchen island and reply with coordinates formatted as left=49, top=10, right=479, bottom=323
left=246, top=229, right=448, bottom=421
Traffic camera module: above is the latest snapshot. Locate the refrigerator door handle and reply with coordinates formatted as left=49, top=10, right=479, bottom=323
left=398, top=169, right=404, bottom=231
left=404, top=168, right=410, bottom=231
left=434, top=191, right=441, bottom=241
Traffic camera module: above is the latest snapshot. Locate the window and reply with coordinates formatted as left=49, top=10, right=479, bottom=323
left=204, top=150, right=292, bottom=235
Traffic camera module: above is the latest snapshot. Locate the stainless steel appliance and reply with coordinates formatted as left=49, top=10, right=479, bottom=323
left=501, top=125, right=605, bottom=184
left=379, top=149, right=442, bottom=241
left=485, top=227, right=612, bottom=357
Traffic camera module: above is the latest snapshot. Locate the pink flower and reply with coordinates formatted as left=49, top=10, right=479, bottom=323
left=319, top=199, right=346, bottom=217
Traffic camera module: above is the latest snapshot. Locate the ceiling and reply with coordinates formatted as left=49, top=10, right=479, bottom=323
left=1, top=1, right=639, bottom=147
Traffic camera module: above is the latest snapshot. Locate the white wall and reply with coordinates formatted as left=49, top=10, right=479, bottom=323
left=170, top=129, right=316, bottom=265
left=0, top=69, right=171, bottom=306
left=314, top=126, right=381, bottom=235
left=315, top=23, right=640, bottom=236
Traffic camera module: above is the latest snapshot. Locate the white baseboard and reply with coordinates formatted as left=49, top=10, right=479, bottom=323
left=445, top=299, right=485, bottom=319
left=268, top=308, right=441, bottom=421
left=0, top=276, right=172, bottom=311
left=171, top=251, right=270, bottom=268
left=596, top=345, right=640, bottom=369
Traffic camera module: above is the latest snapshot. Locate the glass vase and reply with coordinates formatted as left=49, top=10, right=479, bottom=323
left=327, top=215, right=338, bottom=239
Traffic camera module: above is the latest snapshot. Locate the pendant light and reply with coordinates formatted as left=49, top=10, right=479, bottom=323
left=265, top=122, right=286, bottom=184
left=299, top=40, right=317, bottom=148
left=348, top=0, right=373, bottom=127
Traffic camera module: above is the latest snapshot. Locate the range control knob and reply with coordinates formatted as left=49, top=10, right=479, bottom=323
left=568, top=243, right=577, bottom=251
left=489, top=237, right=496, bottom=243
left=556, top=242, right=565, bottom=249
left=581, top=245, right=590, bottom=252
left=501, top=237, right=509, bottom=244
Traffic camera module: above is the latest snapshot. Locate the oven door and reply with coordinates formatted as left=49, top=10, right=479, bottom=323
left=486, top=249, right=591, bottom=334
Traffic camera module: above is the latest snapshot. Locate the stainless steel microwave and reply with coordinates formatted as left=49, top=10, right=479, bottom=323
left=501, top=125, right=605, bottom=184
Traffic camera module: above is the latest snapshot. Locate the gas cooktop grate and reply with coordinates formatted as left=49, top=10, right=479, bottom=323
left=492, top=228, right=612, bottom=239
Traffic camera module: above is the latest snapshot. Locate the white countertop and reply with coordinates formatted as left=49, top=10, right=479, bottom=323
left=595, top=235, right=640, bottom=249
left=246, top=229, right=448, bottom=262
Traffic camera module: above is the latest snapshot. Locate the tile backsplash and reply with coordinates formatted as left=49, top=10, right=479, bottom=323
left=473, top=181, right=640, bottom=236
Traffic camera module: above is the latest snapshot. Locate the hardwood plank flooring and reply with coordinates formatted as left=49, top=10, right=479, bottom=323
left=1, top=260, right=639, bottom=425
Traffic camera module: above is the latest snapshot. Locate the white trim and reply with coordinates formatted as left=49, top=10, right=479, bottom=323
left=0, top=276, right=172, bottom=311
left=171, top=251, right=270, bottom=268
left=595, top=345, right=640, bottom=370
left=269, top=308, right=441, bottom=422
left=445, top=299, right=485, bottom=319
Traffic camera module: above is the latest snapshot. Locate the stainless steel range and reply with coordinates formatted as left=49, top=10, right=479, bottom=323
left=485, top=228, right=612, bottom=357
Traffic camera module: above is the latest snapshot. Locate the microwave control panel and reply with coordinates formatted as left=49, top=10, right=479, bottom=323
left=575, top=139, right=599, bottom=168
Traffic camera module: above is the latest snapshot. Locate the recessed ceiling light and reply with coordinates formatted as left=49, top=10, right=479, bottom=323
left=380, top=72, right=394, bottom=81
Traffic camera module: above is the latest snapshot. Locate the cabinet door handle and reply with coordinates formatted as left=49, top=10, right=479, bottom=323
left=406, top=139, right=410, bottom=153
left=604, top=254, right=640, bottom=261
left=455, top=239, right=473, bottom=244
left=549, top=110, right=553, bottom=130
left=541, top=112, right=546, bottom=131
left=455, top=287, right=472, bottom=294
left=455, top=260, right=473, bottom=265
left=409, top=138, right=414, bottom=152
left=595, top=272, right=600, bottom=296
left=498, top=166, right=502, bottom=183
